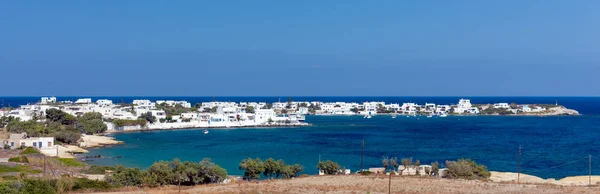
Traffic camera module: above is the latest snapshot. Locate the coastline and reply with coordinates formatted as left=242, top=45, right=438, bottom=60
left=105, top=122, right=312, bottom=134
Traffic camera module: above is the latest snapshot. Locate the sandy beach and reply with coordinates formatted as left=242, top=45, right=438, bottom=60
left=79, top=134, right=123, bottom=148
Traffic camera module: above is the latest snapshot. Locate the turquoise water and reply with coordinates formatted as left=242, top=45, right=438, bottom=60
left=83, top=115, right=600, bottom=179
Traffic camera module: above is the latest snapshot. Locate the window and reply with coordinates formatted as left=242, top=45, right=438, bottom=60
left=48, top=142, right=52, bottom=147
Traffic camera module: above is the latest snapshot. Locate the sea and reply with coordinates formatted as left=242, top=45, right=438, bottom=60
left=2, top=96, right=600, bottom=179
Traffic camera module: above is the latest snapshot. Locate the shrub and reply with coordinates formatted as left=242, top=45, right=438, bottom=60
left=359, top=170, right=373, bottom=176
left=445, top=159, right=490, bottom=180
left=239, top=158, right=265, bottom=180
left=112, top=119, right=147, bottom=127
left=317, top=160, right=341, bottom=175
left=54, top=130, right=81, bottom=144
left=0, top=181, right=19, bottom=194
left=84, top=165, right=116, bottom=174
left=57, top=158, right=85, bottom=167
left=21, top=179, right=57, bottom=194
left=20, top=147, right=40, bottom=155
left=73, top=178, right=112, bottom=191
left=106, top=165, right=143, bottom=187
left=8, top=156, right=28, bottom=163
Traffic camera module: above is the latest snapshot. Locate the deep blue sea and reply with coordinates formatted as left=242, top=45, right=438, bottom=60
left=2, top=96, right=600, bottom=178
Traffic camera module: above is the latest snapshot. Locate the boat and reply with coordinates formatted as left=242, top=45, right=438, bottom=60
left=392, top=114, right=397, bottom=118
left=203, top=130, right=209, bottom=134
left=427, top=114, right=433, bottom=118
left=364, top=114, right=372, bottom=119
left=439, top=113, right=448, bottom=117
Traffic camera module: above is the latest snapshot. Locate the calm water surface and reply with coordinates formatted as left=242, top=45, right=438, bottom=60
left=83, top=115, right=600, bottom=179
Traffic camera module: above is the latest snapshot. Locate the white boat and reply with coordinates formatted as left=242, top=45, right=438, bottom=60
left=427, top=114, right=433, bottom=118
left=364, top=114, right=372, bottom=119
left=392, top=114, right=397, bottom=118
left=203, top=130, right=209, bottom=134
left=439, top=114, right=448, bottom=117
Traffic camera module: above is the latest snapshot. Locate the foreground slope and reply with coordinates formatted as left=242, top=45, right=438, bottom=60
left=86, top=175, right=600, bottom=194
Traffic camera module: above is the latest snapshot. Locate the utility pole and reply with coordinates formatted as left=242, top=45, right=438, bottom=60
left=360, top=139, right=365, bottom=172
left=518, top=145, right=521, bottom=184
left=589, top=154, right=592, bottom=186
left=388, top=170, right=392, bottom=194
left=44, top=154, right=46, bottom=177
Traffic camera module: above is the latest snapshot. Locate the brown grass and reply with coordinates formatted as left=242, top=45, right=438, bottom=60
left=83, top=175, right=600, bottom=194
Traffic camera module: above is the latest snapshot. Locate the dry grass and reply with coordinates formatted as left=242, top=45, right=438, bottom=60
left=84, top=175, right=600, bottom=194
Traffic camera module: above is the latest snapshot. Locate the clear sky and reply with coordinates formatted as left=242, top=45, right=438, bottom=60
left=1, top=0, right=599, bottom=96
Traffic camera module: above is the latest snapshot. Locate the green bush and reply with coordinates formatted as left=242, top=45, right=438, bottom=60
left=0, top=164, right=41, bottom=174
left=445, top=159, right=491, bottom=180
left=359, top=170, right=373, bottom=176
left=21, top=179, right=58, bottom=194
left=57, top=158, right=85, bottom=167
left=106, top=165, right=143, bottom=187
left=20, top=147, right=40, bottom=155
left=8, top=156, right=28, bottom=163
left=112, top=119, right=147, bottom=127
left=0, top=181, right=19, bottom=194
left=54, top=130, right=81, bottom=144
left=317, top=160, right=341, bottom=175
left=84, top=165, right=116, bottom=174
left=73, top=178, right=113, bottom=191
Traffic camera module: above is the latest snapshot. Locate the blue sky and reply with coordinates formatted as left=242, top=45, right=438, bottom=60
left=1, top=0, right=599, bottom=96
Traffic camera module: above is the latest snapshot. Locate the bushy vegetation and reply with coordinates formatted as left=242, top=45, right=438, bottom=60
left=138, top=112, right=156, bottom=124
left=445, top=159, right=491, bottom=180
left=0, top=177, right=113, bottom=194
left=156, top=103, right=194, bottom=116
left=0, top=164, right=40, bottom=174
left=83, top=165, right=116, bottom=174
left=112, top=119, right=147, bottom=127
left=8, top=156, right=29, bottom=163
left=5, top=110, right=108, bottom=144
left=245, top=106, right=255, bottom=113
left=77, top=112, right=107, bottom=134
left=57, top=158, right=85, bottom=167
left=144, top=158, right=228, bottom=187
left=316, top=160, right=341, bottom=175
left=20, top=147, right=40, bottom=155
left=480, top=107, right=514, bottom=115
left=239, top=157, right=304, bottom=180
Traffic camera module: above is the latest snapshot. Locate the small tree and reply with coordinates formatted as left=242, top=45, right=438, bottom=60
left=390, top=157, right=399, bottom=173
left=138, top=112, right=156, bottom=124
left=239, top=158, right=265, bottom=180
left=509, top=102, right=518, bottom=109
left=414, top=160, right=421, bottom=175
left=382, top=157, right=390, bottom=173
left=245, top=106, right=255, bottom=114
left=431, top=161, right=439, bottom=177
left=263, top=158, right=280, bottom=179
left=400, top=158, right=413, bottom=175
left=445, top=159, right=490, bottom=180
left=317, top=160, right=341, bottom=175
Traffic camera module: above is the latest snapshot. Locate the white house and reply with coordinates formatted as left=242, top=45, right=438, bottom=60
left=41, top=97, right=57, bottom=104
left=493, top=103, right=510, bottom=109
left=4, top=133, right=54, bottom=150
left=454, top=99, right=472, bottom=114
left=75, top=98, right=92, bottom=104
left=180, top=112, right=197, bottom=119
left=96, top=99, right=113, bottom=107
left=255, top=109, right=276, bottom=122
